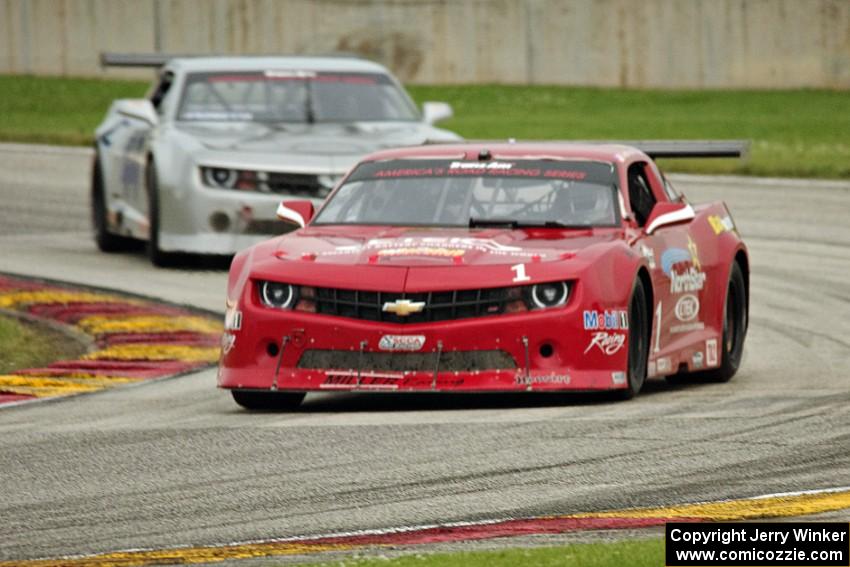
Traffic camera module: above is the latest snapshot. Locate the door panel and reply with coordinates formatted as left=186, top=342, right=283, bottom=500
left=640, top=221, right=709, bottom=374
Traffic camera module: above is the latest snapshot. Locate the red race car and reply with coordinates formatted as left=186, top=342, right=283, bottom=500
left=218, top=141, right=749, bottom=409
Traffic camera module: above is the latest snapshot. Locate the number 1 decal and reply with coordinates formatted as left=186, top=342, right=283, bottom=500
left=511, top=263, right=531, bottom=283
left=654, top=301, right=662, bottom=353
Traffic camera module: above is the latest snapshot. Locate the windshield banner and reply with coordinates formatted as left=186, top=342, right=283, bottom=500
left=349, top=159, right=615, bottom=184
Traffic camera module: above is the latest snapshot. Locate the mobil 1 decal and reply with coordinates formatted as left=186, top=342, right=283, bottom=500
left=583, top=309, right=628, bottom=356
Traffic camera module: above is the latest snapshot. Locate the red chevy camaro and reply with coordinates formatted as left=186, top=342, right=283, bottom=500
left=218, top=142, right=749, bottom=409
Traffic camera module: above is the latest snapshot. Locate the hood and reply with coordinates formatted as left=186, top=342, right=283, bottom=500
left=175, top=121, right=460, bottom=172
left=261, top=226, right=624, bottom=291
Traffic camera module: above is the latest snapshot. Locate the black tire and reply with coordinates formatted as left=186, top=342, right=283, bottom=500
left=703, top=262, right=748, bottom=382
left=231, top=390, right=305, bottom=411
left=615, top=277, right=650, bottom=400
left=92, top=159, right=135, bottom=252
left=145, top=161, right=175, bottom=267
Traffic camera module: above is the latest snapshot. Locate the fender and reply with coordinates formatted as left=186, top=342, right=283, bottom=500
left=691, top=202, right=749, bottom=332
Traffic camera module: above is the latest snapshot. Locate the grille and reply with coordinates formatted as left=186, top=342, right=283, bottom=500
left=298, top=349, right=516, bottom=372
left=264, top=172, right=330, bottom=197
left=312, top=287, right=514, bottom=324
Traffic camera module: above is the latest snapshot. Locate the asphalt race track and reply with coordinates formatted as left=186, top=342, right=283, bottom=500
left=0, top=144, right=848, bottom=562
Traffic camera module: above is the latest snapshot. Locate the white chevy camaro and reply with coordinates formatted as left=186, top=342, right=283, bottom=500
left=91, top=55, right=460, bottom=265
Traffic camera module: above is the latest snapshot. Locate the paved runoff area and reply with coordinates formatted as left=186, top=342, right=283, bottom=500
left=0, top=144, right=848, bottom=564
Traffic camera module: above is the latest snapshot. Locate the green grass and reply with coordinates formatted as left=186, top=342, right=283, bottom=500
left=2, top=74, right=850, bottom=178
left=0, top=74, right=149, bottom=146
left=309, top=539, right=664, bottom=567
left=0, top=314, right=85, bottom=373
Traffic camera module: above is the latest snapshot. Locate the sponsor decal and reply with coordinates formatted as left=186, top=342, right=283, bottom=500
left=687, top=236, right=701, bottom=270
left=378, top=335, right=426, bottom=352
left=670, top=267, right=707, bottom=293
left=674, top=294, right=700, bottom=322
left=515, top=373, right=570, bottom=386
left=323, top=237, right=536, bottom=259
left=670, top=321, right=705, bottom=334
left=611, top=371, right=626, bottom=385
left=692, top=351, right=704, bottom=369
left=382, top=299, right=426, bottom=317
left=708, top=214, right=735, bottom=235
left=449, top=161, right=514, bottom=170
left=584, top=332, right=626, bottom=355
left=662, top=239, right=705, bottom=294
left=221, top=332, right=236, bottom=355
left=640, top=244, right=656, bottom=269
left=377, top=247, right=464, bottom=258
left=583, top=310, right=629, bottom=330
left=264, top=70, right=316, bottom=78
left=657, top=357, right=672, bottom=374
left=224, top=308, right=242, bottom=331
left=706, top=338, right=718, bottom=366
left=661, top=248, right=692, bottom=276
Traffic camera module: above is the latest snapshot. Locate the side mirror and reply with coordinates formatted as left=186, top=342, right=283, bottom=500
left=422, top=101, right=453, bottom=125
left=276, top=200, right=315, bottom=228
left=115, top=99, right=158, bottom=126
left=644, top=202, right=695, bottom=235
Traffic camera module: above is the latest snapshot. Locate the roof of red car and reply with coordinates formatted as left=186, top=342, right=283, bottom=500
left=361, top=142, right=648, bottom=164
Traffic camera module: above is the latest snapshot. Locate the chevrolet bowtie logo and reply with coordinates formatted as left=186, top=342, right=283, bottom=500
left=382, top=299, right=426, bottom=317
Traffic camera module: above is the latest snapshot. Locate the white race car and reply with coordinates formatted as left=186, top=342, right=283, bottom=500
left=92, top=54, right=460, bottom=265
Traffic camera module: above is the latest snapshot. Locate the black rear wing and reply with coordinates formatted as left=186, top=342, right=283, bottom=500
left=614, top=140, right=748, bottom=159
left=100, top=53, right=176, bottom=68
left=424, top=139, right=748, bottom=159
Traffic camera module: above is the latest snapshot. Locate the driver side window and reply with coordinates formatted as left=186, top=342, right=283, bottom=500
left=149, top=72, right=174, bottom=113
left=627, top=163, right=657, bottom=227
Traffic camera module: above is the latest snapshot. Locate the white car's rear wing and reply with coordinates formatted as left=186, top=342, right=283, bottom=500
left=100, top=53, right=176, bottom=68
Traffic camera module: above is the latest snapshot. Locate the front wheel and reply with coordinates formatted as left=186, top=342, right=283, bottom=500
left=704, top=262, right=748, bottom=382
left=92, top=160, right=135, bottom=252
left=231, top=390, right=305, bottom=411
left=615, top=277, right=650, bottom=400
left=145, top=161, right=175, bottom=267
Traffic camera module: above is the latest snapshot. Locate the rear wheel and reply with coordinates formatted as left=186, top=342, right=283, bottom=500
left=704, top=262, right=747, bottom=382
left=231, top=390, right=305, bottom=411
left=92, top=159, right=135, bottom=252
left=616, top=277, right=650, bottom=400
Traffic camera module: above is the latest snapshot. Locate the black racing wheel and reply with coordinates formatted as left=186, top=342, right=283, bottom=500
left=231, top=390, right=306, bottom=411
left=704, top=261, right=748, bottom=382
left=616, top=277, right=650, bottom=400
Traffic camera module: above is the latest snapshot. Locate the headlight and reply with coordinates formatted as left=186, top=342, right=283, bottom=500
left=259, top=281, right=296, bottom=309
left=528, top=282, right=569, bottom=309
left=201, top=167, right=258, bottom=191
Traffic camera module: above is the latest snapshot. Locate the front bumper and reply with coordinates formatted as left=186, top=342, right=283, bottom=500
left=158, top=169, right=327, bottom=255
left=218, top=289, right=631, bottom=393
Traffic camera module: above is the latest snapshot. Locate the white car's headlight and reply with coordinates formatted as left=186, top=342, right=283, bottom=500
left=200, top=167, right=258, bottom=191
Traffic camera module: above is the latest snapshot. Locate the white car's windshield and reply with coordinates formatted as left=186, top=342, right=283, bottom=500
left=177, top=71, right=419, bottom=123
left=314, top=159, right=620, bottom=227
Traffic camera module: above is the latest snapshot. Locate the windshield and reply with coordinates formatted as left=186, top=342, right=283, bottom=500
left=177, top=71, right=419, bottom=123
left=314, top=159, right=620, bottom=227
